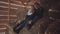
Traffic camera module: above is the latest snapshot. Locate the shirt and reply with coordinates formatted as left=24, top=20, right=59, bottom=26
left=33, top=7, right=44, bottom=17
left=27, top=9, right=33, bottom=15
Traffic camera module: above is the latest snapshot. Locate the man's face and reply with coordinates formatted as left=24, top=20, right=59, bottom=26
left=34, top=4, right=39, bottom=9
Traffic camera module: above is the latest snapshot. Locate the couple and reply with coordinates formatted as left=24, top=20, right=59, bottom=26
left=13, top=2, right=45, bottom=34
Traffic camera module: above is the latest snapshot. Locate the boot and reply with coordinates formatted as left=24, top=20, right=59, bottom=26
left=13, top=20, right=26, bottom=33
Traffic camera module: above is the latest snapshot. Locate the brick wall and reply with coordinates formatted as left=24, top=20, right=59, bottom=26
left=0, top=0, right=28, bottom=34
left=0, top=0, right=19, bottom=34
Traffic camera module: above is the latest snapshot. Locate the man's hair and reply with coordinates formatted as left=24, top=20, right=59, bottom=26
left=34, top=2, right=40, bottom=6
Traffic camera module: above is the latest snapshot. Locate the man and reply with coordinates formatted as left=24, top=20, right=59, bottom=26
left=13, top=2, right=45, bottom=34
left=27, top=2, right=45, bottom=29
left=13, top=5, right=35, bottom=34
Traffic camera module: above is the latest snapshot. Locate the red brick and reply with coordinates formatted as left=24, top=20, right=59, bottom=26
left=0, top=22, right=8, bottom=25
left=0, top=3, right=18, bottom=8
left=0, top=7, right=17, bottom=15
left=0, top=20, right=8, bottom=23
left=10, top=5, right=18, bottom=8
left=0, top=8, right=8, bottom=11
left=0, top=12, right=8, bottom=15
left=0, top=16, right=8, bottom=19
left=9, top=16, right=17, bottom=19
left=10, top=1, right=20, bottom=5
left=0, top=10, right=8, bottom=12
left=0, top=3, right=8, bottom=6
left=10, top=9, right=17, bottom=11
left=0, top=29, right=7, bottom=32
left=9, top=12, right=17, bottom=15
left=9, top=19, right=16, bottom=24
left=0, top=25, right=7, bottom=28
left=0, top=25, right=7, bottom=32
left=0, top=0, right=20, bottom=5
left=0, top=0, right=8, bottom=2
left=9, top=9, right=17, bottom=15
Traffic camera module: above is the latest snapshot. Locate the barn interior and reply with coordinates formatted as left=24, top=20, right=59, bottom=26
left=0, top=0, right=60, bottom=34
